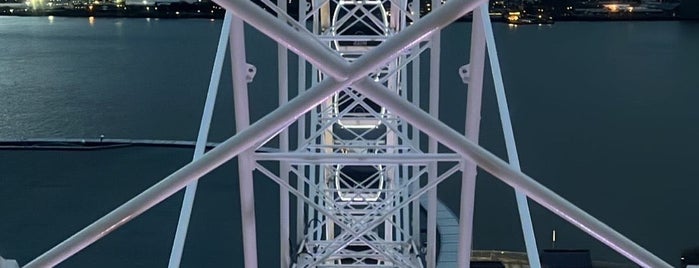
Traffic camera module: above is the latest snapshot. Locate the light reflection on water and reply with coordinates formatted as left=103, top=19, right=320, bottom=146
left=0, top=16, right=230, bottom=140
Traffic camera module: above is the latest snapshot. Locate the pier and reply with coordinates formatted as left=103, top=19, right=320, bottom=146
left=0, top=138, right=219, bottom=150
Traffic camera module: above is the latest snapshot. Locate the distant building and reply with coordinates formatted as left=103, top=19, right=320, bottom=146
left=682, top=0, right=699, bottom=19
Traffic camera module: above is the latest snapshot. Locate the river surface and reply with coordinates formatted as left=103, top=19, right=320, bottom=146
left=1, top=15, right=698, bottom=267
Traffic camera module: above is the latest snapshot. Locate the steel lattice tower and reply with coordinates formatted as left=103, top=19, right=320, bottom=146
left=13, top=1, right=673, bottom=268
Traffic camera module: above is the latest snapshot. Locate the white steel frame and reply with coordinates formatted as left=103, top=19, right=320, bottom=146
left=18, top=0, right=672, bottom=268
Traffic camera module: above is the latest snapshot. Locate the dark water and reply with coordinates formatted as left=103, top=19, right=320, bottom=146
left=1, top=16, right=699, bottom=267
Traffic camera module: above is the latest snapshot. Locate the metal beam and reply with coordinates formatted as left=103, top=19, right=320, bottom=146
left=458, top=4, right=486, bottom=268
left=21, top=1, right=670, bottom=268
left=22, top=0, right=479, bottom=263
left=276, top=1, right=291, bottom=267
left=350, top=77, right=672, bottom=268
left=295, top=0, right=308, bottom=246
left=229, top=14, right=259, bottom=268
left=306, top=164, right=463, bottom=266
left=426, top=0, right=443, bottom=266
left=476, top=6, right=542, bottom=268
left=167, top=11, right=234, bottom=268
left=211, top=0, right=485, bottom=84
left=254, top=164, right=418, bottom=267
left=22, top=62, right=355, bottom=268
left=253, top=152, right=462, bottom=164
left=410, top=0, right=423, bottom=246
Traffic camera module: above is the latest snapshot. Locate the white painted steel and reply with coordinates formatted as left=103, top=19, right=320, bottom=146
left=254, top=164, right=422, bottom=267
left=167, top=11, right=233, bottom=268
left=214, top=0, right=350, bottom=81
left=309, top=1, right=323, bottom=244
left=311, top=1, right=419, bottom=265
left=254, top=152, right=461, bottom=164
left=302, top=164, right=463, bottom=267
left=350, top=77, right=672, bottom=268
left=212, top=0, right=479, bottom=85
left=21, top=0, right=673, bottom=267
left=458, top=5, right=486, bottom=268
left=23, top=0, right=469, bottom=264
left=397, top=0, right=410, bottom=245
left=277, top=1, right=291, bottom=267
left=410, top=0, right=422, bottom=247
left=426, top=0, right=441, bottom=264
left=21, top=52, right=358, bottom=268
left=296, top=0, right=308, bottom=246
left=229, top=14, right=260, bottom=268
left=476, top=5, right=542, bottom=268
left=278, top=1, right=482, bottom=266
left=260, top=162, right=440, bottom=267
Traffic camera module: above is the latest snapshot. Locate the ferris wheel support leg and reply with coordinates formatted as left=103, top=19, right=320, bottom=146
left=476, top=6, right=543, bottom=268
left=426, top=32, right=441, bottom=268
left=426, top=1, right=443, bottom=267
left=23, top=1, right=489, bottom=267
left=410, top=0, right=422, bottom=246
left=457, top=4, right=487, bottom=268
left=353, top=76, right=672, bottom=268
left=168, top=11, right=233, bottom=268
left=230, top=14, right=259, bottom=268
left=295, top=0, right=307, bottom=247
left=276, top=1, right=291, bottom=268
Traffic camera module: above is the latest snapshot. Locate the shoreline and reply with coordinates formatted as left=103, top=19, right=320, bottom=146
left=0, top=8, right=225, bottom=19
left=1, top=8, right=694, bottom=22
left=0, top=13, right=693, bottom=22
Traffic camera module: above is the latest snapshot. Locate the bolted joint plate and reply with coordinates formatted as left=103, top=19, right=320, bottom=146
left=245, top=63, right=257, bottom=83
left=458, top=64, right=470, bottom=84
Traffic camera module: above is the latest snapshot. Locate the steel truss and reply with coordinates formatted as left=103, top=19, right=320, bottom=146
left=279, top=1, right=427, bottom=266
left=18, top=1, right=672, bottom=268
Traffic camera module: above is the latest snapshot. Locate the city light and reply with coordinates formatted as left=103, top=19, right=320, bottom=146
left=507, top=11, right=520, bottom=22
left=606, top=4, right=619, bottom=12
left=0, top=0, right=685, bottom=22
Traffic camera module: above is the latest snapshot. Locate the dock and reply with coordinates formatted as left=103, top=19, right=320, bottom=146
left=0, top=138, right=220, bottom=150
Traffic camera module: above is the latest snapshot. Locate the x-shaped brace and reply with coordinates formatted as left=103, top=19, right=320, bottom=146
left=24, top=0, right=670, bottom=267
left=211, top=1, right=671, bottom=268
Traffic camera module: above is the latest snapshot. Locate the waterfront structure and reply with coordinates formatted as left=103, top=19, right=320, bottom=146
left=4, top=1, right=676, bottom=268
